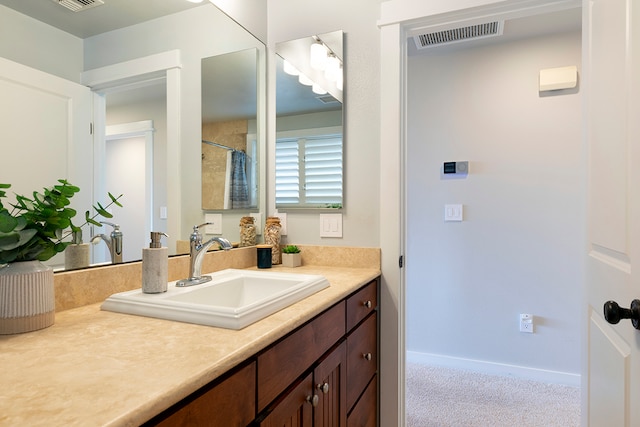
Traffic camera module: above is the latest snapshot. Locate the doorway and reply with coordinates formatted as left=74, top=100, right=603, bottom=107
left=96, top=121, right=154, bottom=264
left=404, top=6, right=583, bottom=425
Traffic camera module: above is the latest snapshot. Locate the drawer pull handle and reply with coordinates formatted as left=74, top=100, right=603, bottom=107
left=317, top=382, right=330, bottom=394
left=363, top=352, right=373, bottom=361
left=363, top=300, right=372, bottom=309
left=306, top=394, right=319, bottom=407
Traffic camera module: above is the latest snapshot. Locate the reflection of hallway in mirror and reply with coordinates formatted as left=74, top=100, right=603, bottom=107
left=102, top=122, right=153, bottom=264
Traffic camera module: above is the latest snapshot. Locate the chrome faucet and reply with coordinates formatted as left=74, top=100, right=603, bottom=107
left=91, top=222, right=123, bottom=264
left=176, top=223, right=232, bottom=287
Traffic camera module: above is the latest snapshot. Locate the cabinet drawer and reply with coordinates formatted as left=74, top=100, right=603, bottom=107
left=346, top=280, right=377, bottom=332
left=258, top=302, right=346, bottom=411
left=148, top=361, right=256, bottom=427
left=346, top=312, right=377, bottom=410
left=347, top=376, right=377, bottom=427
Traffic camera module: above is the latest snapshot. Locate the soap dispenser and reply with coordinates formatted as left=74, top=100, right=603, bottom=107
left=142, top=231, right=169, bottom=293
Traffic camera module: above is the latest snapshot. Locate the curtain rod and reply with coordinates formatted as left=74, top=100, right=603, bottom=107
left=202, top=139, right=236, bottom=151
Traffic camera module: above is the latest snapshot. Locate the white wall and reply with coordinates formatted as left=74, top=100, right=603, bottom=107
left=267, top=0, right=381, bottom=247
left=0, top=5, right=83, bottom=82
left=406, top=30, right=584, bottom=382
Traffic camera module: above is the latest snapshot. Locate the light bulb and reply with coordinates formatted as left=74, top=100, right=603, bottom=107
left=312, top=83, right=327, bottom=95
left=324, top=55, right=340, bottom=82
left=298, top=73, right=313, bottom=86
left=283, top=60, right=299, bottom=76
left=310, top=42, right=328, bottom=71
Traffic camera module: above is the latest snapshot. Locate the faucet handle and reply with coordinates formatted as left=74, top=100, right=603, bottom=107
left=196, top=223, right=212, bottom=231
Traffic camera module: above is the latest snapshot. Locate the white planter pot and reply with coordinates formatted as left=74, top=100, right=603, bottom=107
left=282, top=253, right=302, bottom=268
left=0, top=261, right=55, bottom=334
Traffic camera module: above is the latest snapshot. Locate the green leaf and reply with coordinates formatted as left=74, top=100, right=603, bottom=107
left=108, top=192, right=124, bottom=207
left=0, top=212, right=18, bottom=233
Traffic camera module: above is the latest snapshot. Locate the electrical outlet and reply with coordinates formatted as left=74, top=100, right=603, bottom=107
left=520, top=313, right=534, bottom=333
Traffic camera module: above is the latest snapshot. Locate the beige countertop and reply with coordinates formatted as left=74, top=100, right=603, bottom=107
left=0, top=264, right=380, bottom=427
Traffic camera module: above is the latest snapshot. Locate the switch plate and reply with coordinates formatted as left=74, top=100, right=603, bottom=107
left=319, top=214, right=342, bottom=238
left=249, top=213, right=262, bottom=235
left=204, top=213, right=222, bottom=234
left=444, top=204, right=463, bottom=222
left=159, top=206, right=168, bottom=220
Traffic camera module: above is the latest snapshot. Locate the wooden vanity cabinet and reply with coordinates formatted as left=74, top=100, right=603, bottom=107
left=145, top=278, right=379, bottom=427
left=144, top=361, right=256, bottom=427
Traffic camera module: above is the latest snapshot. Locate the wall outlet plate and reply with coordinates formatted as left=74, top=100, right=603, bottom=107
left=520, top=313, right=534, bottom=333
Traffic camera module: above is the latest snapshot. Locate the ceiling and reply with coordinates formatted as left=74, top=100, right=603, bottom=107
left=0, top=0, right=206, bottom=38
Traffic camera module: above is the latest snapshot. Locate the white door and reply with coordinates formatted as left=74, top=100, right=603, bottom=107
left=0, top=57, right=92, bottom=269
left=585, top=0, right=640, bottom=425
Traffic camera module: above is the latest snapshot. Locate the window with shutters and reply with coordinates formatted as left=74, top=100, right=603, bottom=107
left=275, top=126, right=343, bottom=209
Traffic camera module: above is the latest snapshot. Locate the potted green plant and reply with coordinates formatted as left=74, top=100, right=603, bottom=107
left=0, top=179, right=122, bottom=334
left=281, top=244, right=302, bottom=268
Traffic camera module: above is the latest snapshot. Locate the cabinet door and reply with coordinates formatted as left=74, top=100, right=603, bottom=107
left=347, top=377, right=376, bottom=427
left=314, top=342, right=347, bottom=427
left=260, top=373, right=314, bottom=427
left=346, top=312, right=377, bottom=410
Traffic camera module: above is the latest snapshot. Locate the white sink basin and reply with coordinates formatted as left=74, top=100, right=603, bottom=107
left=101, top=269, right=330, bottom=329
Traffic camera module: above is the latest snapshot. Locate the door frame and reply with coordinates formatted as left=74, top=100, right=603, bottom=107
left=378, top=0, right=583, bottom=425
left=82, top=50, right=182, bottom=253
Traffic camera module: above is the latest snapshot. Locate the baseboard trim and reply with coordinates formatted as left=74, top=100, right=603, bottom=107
left=406, top=351, right=581, bottom=387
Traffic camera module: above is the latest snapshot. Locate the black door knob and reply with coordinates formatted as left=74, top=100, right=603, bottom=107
left=604, top=300, right=640, bottom=330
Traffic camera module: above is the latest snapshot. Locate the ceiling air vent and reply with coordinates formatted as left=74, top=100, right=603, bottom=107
left=414, top=21, right=504, bottom=49
left=317, top=94, right=339, bottom=104
left=52, top=0, right=105, bottom=12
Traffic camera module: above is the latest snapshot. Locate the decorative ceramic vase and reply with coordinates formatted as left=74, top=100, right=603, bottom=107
left=64, top=243, right=91, bottom=270
left=0, top=261, right=55, bottom=334
left=282, top=252, right=302, bottom=268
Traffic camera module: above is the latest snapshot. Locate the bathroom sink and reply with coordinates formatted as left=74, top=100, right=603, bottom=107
left=101, top=269, right=330, bottom=329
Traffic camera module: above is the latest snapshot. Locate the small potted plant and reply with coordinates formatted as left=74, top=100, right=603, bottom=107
left=281, top=244, right=302, bottom=268
left=0, top=179, right=122, bottom=334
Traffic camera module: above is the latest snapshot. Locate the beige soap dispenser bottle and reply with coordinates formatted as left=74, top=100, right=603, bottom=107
left=142, top=231, right=169, bottom=293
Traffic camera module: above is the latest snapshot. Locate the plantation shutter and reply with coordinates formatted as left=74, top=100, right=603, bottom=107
left=275, top=132, right=342, bottom=208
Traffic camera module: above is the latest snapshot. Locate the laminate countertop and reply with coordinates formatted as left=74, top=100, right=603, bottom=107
left=0, top=265, right=380, bottom=426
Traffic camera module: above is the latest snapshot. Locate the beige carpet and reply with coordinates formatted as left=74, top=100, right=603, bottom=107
left=406, top=362, right=580, bottom=427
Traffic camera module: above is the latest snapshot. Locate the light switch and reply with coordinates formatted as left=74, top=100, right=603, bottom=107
left=159, top=206, right=167, bottom=220
left=444, top=204, right=463, bottom=222
left=319, top=214, right=343, bottom=237
left=204, top=213, right=222, bottom=234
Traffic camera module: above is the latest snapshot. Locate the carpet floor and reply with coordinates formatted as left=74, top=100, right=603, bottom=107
left=406, top=362, right=580, bottom=427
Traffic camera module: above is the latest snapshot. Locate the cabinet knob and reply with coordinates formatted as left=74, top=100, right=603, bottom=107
left=317, top=382, right=330, bottom=394
left=363, top=300, right=372, bottom=309
left=306, top=394, right=319, bottom=407
left=363, top=352, right=373, bottom=361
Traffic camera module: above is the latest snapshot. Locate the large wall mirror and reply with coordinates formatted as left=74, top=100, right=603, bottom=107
left=201, top=48, right=259, bottom=211
left=0, top=2, right=266, bottom=270
left=275, top=30, right=344, bottom=210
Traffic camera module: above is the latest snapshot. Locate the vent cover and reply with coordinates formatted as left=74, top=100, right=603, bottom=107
left=52, top=0, right=105, bottom=12
left=316, top=94, right=339, bottom=104
left=414, top=21, right=504, bottom=49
